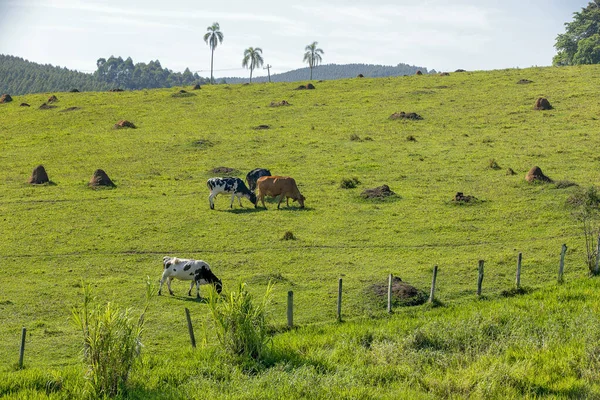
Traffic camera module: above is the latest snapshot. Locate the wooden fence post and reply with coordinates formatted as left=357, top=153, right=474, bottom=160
left=428, top=266, right=438, bottom=303
left=337, top=278, right=343, bottom=322
left=287, top=291, right=294, bottom=328
left=18, top=327, right=26, bottom=369
left=477, top=260, right=484, bottom=296
left=387, top=274, right=393, bottom=314
left=595, top=235, right=600, bottom=276
left=558, top=244, right=567, bottom=283
left=184, top=308, right=196, bottom=348
left=516, top=253, right=522, bottom=288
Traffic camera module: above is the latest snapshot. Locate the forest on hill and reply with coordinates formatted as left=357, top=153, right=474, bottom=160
left=222, top=62, right=433, bottom=84
left=0, top=54, right=432, bottom=95
left=0, top=54, right=209, bottom=95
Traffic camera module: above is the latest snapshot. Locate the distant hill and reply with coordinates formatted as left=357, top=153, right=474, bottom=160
left=221, top=63, right=434, bottom=84
left=0, top=54, right=210, bottom=95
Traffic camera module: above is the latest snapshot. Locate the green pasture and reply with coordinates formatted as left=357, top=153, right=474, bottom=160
left=1, top=65, right=600, bottom=397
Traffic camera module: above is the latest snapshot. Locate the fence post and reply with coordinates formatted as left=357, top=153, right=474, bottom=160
left=387, top=274, right=393, bottom=314
left=18, top=327, right=26, bottom=369
left=428, top=266, right=438, bottom=303
left=184, top=308, right=196, bottom=348
left=516, top=253, right=522, bottom=288
left=595, top=235, right=600, bottom=276
left=337, top=278, right=343, bottom=322
left=558, top=244, right=567, bottom=283
left=287, top=291, right=294, bottom=328
left=477, top=260, right=484, bottom=296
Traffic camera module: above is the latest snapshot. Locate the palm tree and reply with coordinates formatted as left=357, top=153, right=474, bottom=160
left=242, top=47, right=264, bottom=83
left=203, top=22, right=224, bottom=84
left=303, top=41, right=324, bottom=80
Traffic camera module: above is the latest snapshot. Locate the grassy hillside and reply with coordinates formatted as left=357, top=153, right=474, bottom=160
left=1, top=65, right=600, bottom=398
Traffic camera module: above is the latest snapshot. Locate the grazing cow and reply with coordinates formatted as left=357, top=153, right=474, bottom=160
left=245, top=168, right=272, bottom=191
left=256, top=176, right=305, bottom=209
left=207, top=177, right=257, bottom=210
left=158, top=256, right=223, bottom=298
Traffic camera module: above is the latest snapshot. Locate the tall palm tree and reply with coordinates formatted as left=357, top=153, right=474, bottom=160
left=242, top=47, right=264, bottom=83
left=303, top=41, right=324, bottom=80
left=203, top=22, right=223, bottom=84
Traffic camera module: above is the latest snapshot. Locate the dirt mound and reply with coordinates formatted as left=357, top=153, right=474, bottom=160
left=39, top=103, right=57, bottom=110
left=20, top=103, right=30, bottom=107
left=114, top=120, right=136, bottom=129
left=270, top=100, right=290, bottom=107
left=47, top=95, right=58, bottom=103
left=60, top=107, right=81, bottom=112
left=171, top=90, right=196, bottom=98
left=88, top=169, right=115, bottom=187
left=455, top=69, right=466, bottom=72
left=389, top=112, right=423, bottom=120
left=295, top=83, right=316, bottom=90
left=453, top=192, right=478, bottom=203
left=517, top=79, right=533, bottom=84
left=415, top=70, right=423, bottom=75
left=357, top=74, right=364, bottom=78
left=439, top=72, right=450, bottom=76
left=211, top=166, right=238, bottom=175
left=109, top=88, right=124, bottom=92
left=192, top=83, right=201, bottom=90
left=28, top=165, right=49, bottom=184
left=526, top=166, right=553, bottom=183
left=0, top=94, right=13, bottom=103
left=70, top=88, right=80, bottom=92
left=370, top=276, right=427, bottom=306
left=361, top=185, right=395, bottom=199
left=534, top=97, right=552, bottom=110
left=253, top=124, right=270, bottom=130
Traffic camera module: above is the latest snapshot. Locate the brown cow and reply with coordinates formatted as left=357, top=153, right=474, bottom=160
left=256, top=176, right=305, bottom=209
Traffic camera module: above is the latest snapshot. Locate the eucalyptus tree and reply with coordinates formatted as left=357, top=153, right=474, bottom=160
left=204, top=22, right=224, bottom=84
left=242, top=47, right=264, bottom=83
left=303, top=41, right=324, bottom=80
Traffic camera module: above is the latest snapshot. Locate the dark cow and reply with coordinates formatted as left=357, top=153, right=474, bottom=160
left=158, top=256, right=223, bottom=298
left=256, top=176, right=305, bottom=209
left=245, top=168, right=272, bottom=191
left=207, top=177, right=257, bottom=209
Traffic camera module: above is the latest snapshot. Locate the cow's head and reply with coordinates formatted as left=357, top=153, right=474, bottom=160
left=214, top=278, right=223, bottom=294
left=247, top=192, right=258, bottom=207
left=294, top=194, right=305, bottom=208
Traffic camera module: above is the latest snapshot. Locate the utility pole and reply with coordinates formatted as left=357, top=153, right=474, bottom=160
left=264, top=64, right=272, bottom=82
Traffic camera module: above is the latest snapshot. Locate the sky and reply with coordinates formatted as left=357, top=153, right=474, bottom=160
left=0, top=0, right=591, bottom=78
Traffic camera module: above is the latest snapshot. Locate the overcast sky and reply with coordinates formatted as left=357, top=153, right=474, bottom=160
left=0, top=0, right=590, bottom=78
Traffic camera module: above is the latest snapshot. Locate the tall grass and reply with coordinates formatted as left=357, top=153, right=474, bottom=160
left=206, top=282, right=273, bottom=362
left=71, top=280, right=152, bottom=398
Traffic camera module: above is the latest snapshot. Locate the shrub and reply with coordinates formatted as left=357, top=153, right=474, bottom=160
left=71, top=281, right=152, bottom=398
left=340, top=177, right=360, bottom=189
left=349, top=134, right=362, bottom=141
left=406, top=135, right=417, bottom=142
left=207, top=282, right=273, bottom=361
left=282, top=231, right=296, bottom=240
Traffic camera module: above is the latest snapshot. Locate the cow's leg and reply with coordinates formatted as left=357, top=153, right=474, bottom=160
left=167, top=277, right=175, bottom=296
left=259, top=194, right=267, bottom=209
left=158, top=273, right=166, bottom=295
left=286, top=196, right=290, bottom=207
left=230, top=193, right=235, bottom=208
left=237, top=194, right=243, bottom=207
left=188, top=280, right=195, bottom=296
left=209, top=192, right=216, bottom=210
left=196, top=281, right=201, bottom=298
left=277, top=195, right=284, bottom=209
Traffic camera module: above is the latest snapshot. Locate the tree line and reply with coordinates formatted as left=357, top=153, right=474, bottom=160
left=0, top=54, right=209, bottom=95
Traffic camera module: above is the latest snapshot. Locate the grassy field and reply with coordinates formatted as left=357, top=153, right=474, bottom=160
left=1, top=65, right=600, bottom=398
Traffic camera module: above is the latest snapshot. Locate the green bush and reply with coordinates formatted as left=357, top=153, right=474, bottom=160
left=207, top=282, right=273, bottom=361
left=71, top=281, right=151, bottom=398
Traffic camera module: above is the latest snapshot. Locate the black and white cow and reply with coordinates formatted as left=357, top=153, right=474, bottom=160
left=207, top=177, right=257, bottom=210
left=245, top=168, right=272, bottom=191
left=158, top=256, right=223, bottom=298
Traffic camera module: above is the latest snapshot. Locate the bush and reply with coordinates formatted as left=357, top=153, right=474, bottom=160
left=340, top=177, right=360, bottom=189
left=282, top=231, right=296, bottom=240
left=71, top=281, right=152, bottom=398
left=207, top=282, right=273, bottom=361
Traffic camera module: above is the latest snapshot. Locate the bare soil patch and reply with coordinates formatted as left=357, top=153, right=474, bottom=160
left=389, top=112, right=423, bottom=120
left=526, top=166, right=553, bottom=183
left=60, top=107, right=81, bottom=112
left=370, top=276, right=427, bottom=307
left=517, top=79, right=533, bottom=84
left=361, top=185, right=396, bottom=199
left=39, top=103, right=57, bottom=110
left=114, top=120, right=136, bottom=129
left=270, top=100, right=290, bottom=107
left=211, top=166, right=239, bottom=175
